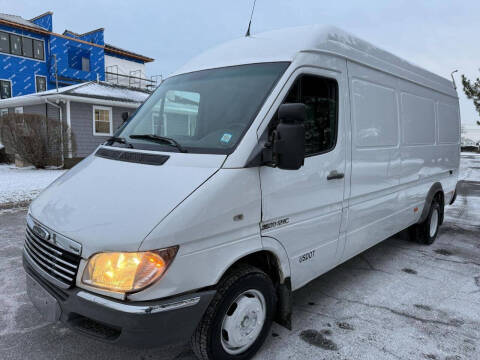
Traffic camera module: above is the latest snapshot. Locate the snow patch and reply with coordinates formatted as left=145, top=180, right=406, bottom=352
left=0, top=165, right=66, bottom=206
left=69, top=82, right=149, bottom=103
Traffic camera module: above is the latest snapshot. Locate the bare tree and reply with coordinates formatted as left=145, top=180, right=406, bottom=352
left=0, top=113, right=75, bottom=168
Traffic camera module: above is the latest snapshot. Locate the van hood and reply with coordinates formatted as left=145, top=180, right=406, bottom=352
left=29, top=150, right=225, bottom=257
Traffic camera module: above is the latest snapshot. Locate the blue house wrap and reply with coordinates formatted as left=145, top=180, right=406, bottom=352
left=0, top=11, right=153, bottom=98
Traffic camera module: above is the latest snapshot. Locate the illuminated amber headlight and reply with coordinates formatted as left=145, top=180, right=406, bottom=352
left=82, top=247, right=178, bottom=293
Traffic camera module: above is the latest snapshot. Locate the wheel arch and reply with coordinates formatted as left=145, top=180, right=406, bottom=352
left=214, top=244, right=293, bottom=330
left=418, top=182, right=445, bottom=224
left=216, top=249, right=287, bottom=287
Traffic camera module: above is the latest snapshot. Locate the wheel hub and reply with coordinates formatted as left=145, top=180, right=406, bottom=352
left=221, top=290, right=266, bottom=355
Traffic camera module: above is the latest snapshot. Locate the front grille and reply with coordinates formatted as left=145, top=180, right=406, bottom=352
left=24, top=226, right=81, bottom=288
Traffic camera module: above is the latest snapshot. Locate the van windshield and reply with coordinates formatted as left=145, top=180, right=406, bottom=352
left=116, top=62, right=289, bottom=154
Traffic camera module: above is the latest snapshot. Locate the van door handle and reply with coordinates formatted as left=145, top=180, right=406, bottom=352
left=327, top=170, right=344, bottom=180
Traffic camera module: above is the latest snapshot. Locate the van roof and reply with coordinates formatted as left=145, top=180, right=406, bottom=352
left=173, top=25, right=456, bottom=97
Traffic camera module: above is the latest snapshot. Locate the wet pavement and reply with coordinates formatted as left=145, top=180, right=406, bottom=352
left=0, top=153, right=479, bottom=360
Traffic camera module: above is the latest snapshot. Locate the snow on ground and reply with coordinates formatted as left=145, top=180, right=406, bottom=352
left=459, top=151, right=480, bottom=181
left=446, top=152, right=480, bottom=227
left=0, top=164, right=65, bottom=207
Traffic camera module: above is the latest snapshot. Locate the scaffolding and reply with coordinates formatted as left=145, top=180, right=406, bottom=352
left=105, top=65, right=161, bottom=90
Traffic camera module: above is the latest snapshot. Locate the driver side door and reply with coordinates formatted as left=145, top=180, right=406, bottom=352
left=260, top=65, right=348, bottom=289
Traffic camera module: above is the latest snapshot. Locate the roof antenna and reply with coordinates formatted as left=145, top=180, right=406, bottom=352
left=245, top=0, right=257, bottom=37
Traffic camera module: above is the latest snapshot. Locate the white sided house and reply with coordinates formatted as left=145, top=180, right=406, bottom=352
left=0, top=82, right=150, bottom=164
left=23, top=25, right=460, bottom=359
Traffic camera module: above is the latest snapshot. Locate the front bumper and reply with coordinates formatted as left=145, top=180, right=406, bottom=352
left=23, top=255, right=215, bottom=348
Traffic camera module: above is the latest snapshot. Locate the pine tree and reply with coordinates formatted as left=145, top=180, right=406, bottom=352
left=462, top=72, right=480, bottom=126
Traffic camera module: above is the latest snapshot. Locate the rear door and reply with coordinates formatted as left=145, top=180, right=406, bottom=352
left=260, top=64, right=347, bottom=289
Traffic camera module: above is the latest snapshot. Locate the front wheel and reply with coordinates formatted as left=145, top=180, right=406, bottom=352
left=191, top=265, right=277, bottom=360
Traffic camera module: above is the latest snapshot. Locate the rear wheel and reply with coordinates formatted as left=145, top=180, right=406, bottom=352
left=411, top=197, right=442, bottom=245
left=191, top=265, right=276, bottom=360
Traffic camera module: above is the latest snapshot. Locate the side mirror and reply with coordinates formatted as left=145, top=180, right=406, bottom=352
left=121, top=111, right=129, bottom=122
left=271, top=103, right=305, bottom=170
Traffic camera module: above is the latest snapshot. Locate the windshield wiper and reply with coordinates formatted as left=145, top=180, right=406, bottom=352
left=106, top=136, right=133, bottom=148
left=129, top=134, right=188, bottom=153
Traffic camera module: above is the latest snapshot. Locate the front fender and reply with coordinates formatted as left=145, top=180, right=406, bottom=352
left=261, top=235, right=291, bottom=282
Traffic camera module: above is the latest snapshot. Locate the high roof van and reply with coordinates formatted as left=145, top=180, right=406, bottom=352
left=23, top=25, right=460, bottom=360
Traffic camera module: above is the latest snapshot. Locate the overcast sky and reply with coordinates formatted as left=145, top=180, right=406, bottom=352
left=3, top=0, right=480, bottom=136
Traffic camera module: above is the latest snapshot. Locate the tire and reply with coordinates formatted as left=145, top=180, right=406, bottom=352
left=191, top=264, right=277, bottom=360
left=411, top=198, right=442, bottom=245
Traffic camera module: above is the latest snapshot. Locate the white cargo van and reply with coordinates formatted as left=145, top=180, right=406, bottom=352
left=23, top=25, right=460, bottom=359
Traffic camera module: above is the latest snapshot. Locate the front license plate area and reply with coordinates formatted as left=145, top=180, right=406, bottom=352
left=26, top=274, right=61, bottom=322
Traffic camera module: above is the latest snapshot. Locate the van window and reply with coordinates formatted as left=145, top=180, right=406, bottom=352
left=437, top=103, right=459, bottom=144
left=352, top=80, right=398, bottom=148
left=273, top=75, right=338, bottom=156
left=118, top=62, right=289, bottom=154
left=401, top=93, right=435, bottom=145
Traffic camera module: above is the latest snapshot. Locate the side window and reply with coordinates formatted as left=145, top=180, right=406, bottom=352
left=22, top=37, right=33, bottom=58
left=82, top=56, right=90, bottom=72
left=273, top=75, right=338, bottom=156
left=35, top=76, right=47, bottom=93
left=93, top=106, right=112, bottom=136
left=0, top=80, right=11, bottom=99
left=0, top=32, right=10, bottom=53
left=10, top=34, right=22, bottom=56
left=33, top=40, right=44, bottom=60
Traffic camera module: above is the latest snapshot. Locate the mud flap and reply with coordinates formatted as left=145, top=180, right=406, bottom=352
left=275, top=278, right=292, bottom=330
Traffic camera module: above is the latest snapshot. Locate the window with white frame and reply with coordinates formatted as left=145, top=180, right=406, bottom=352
left=93, top=106, right=113, bottom=136
left=35, top=76, right=47, bottom=93
left=0, top=80, right=11, bottom=99
left=0, top=108, right=8, bottom=117
left=14, top=107, right=23, bottom=114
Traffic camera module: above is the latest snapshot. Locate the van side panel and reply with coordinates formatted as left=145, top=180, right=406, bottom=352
left=343, top=61, right=459, bottom=262
left=343, top=62, right=403, bottom=260
left=398, top=78, right=459, bottom=219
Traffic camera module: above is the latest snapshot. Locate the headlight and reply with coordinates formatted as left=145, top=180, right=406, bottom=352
left=81, top=247, right=178, bottom=293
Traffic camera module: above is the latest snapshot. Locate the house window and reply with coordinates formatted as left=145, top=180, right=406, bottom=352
left=33, top=40, right=44, bottom=60
left=163, top=90, right=200, bottom=137
left=0, top=32, right=9, bottom=53
left=0, top=80, right=11, bottom=99
left=93, top=106, right=113, bottom=136
left=14, top=107, right=23, bottom=114
left=0, top=108, right=8, bottom=117
left=82, top=56, right=90, bottom=72
left=10, top=34, right=22, bottom=56
left=68, top=47, right=91, bottom=71
left=22, top=37, right=33, bottom=58
left=0, top=31, right=44, bottom=60
left=35, top=76, right=47, bottom=93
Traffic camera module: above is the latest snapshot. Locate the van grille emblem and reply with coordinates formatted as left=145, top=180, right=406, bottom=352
left=32, top=224, right=50, bottom=241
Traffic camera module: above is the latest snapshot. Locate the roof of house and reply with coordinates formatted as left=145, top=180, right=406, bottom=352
left=66, top=82, right=151, bottom=103
left=0, top=12, right=153, bottom=63
left=0, top=13, right=44, bottom=30
left=105, top=43, right=154, bottom=63
left=174, top=25, right=456, bottom=97
left=0, top=82, right=150, bottom=107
